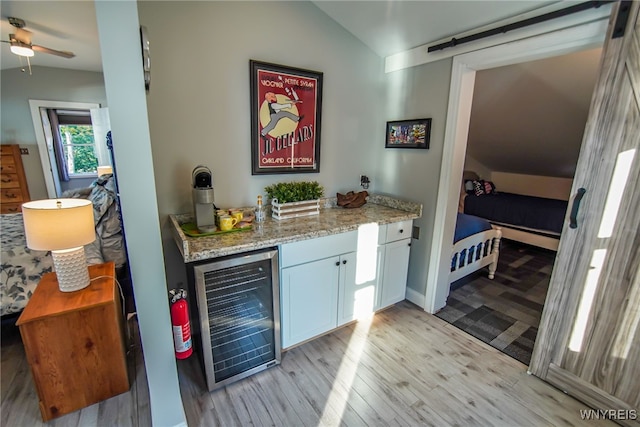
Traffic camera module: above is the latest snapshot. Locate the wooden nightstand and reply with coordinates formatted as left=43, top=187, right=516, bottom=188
left=16, top=262, right=130, bottom=421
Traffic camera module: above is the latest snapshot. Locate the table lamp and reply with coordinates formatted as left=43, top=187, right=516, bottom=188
left=22, top=199, right=96, bottom=292
left=97, top=165, right=113, bottom=176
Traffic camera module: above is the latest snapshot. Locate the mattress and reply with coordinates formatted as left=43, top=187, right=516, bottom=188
left=454, top=213, right=492, bottom=243
left=464, top=192, right=567, bottom=234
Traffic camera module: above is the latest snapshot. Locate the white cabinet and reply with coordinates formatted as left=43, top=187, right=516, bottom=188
left=281, top=256, right=340, bottom=348
left=379, top=238, right=411, bottom=309
left=378, top=219, right=413, bottom=310
left=280, top=232, right=358, bottom=349
left=279, top=220, right=413, bottom=348
left=338, top=249, right=383, bottom=326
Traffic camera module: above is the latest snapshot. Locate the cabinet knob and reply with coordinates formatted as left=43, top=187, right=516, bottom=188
left=399, top=229, right=404, bottom=233
left=335, top=261, right=340, bottom=266
left=408, top=243, right=412, bottom=247
left=342, top=260, right=347, bottom=265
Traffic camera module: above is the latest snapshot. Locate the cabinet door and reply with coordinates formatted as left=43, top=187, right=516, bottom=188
left=380, top=238, right=411, bottom=309
left=281, top=257, right=339, bottom=348
left=337, top=250, right=382, bottom=326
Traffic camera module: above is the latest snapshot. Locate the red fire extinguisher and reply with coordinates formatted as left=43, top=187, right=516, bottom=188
left=169, top=289, right=193, bottom=359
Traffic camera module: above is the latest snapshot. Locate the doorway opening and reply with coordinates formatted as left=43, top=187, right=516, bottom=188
left=435, top=48, right=602, bottom=365
left=29, top=100, right=110, bottom=198
left=423, top=20, right=608, bottom=365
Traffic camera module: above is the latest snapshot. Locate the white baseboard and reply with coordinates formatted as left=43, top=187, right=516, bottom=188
left=405, top=287, right=425, bottom=309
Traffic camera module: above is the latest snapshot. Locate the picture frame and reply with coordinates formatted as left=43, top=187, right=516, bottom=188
left=385, top=118, right=432, bottom=149
left=250, top=60, right=323, bottom=175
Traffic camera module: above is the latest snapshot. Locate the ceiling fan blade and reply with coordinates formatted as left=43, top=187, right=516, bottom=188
left=32, top=45, right=75, bottom=59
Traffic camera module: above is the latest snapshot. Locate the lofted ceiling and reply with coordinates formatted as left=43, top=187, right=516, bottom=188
left=312, top=0, right=556, bottom=57
left=0, top=1, right=560, bottom=73
left=0, top=0, right=101, bottom=72
left=467, top=47, right=602, bottom=178
left=1, top=1, right=600, bottom=179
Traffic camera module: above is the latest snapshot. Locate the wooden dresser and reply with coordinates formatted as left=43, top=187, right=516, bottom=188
left=16, top=262, right=130, bottom=421
left=0, top=144, right=30, bottom=214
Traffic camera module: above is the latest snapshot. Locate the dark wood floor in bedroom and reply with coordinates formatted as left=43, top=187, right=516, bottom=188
left=435, top=239, right=556, bottom=365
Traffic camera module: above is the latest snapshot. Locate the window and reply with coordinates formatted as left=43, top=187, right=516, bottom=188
left=47, top=109, right=101, bottom=180
left=59, top=123, right=98, bottom=175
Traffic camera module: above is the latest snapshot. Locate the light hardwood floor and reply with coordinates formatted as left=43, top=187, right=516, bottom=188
left=0, top=314, right=151, bottom=426
left=2, top=302, right=616, bottom=426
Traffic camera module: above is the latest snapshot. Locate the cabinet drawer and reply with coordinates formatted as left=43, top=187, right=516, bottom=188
left=385, top=220, right=413, bottom=243
left=0, top=173, right=20, bottom=188
left=1, top=203, right=22, bottom=214
left=0, top=146, right=15, bottom=155
left=280, top=231, right=357, bottom=268
left=0, top=160, right=17, bottom=174
left=1, top=188, right=24, bottom=203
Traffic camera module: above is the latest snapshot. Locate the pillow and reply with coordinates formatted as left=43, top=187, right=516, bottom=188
left=464, top=180, right=475, bottom=193
left=484, top=181, right=496, bottom=194
left=473, top=180, right=485, bottom=196
left=470, top=179, right=497, bottom=196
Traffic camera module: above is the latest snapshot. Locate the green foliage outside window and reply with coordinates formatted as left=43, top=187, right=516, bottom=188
left=59, top=125, right=98, bottom=174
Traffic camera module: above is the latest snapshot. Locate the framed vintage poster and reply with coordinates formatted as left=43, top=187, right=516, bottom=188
left=250, top=60, right=323, bottom=175
left=385, top=118, right=432, bottom=149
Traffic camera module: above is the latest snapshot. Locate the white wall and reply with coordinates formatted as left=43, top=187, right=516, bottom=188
left=490, top=171, right=573, bottom=200
left=463, top=155, right=492, bottom=179
left=0, top=67, right=107, bottom=200
left=136, top=1, right=385, bottom=288
left=95, top=1, right=186, bottom=425
left=378, top=59, right=453, bottom=297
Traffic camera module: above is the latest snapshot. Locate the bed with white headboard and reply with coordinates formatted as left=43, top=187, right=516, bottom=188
left=459, top=171, right=567, bottom=251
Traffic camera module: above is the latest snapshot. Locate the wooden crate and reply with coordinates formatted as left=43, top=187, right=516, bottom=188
left=272, top=199, right=320, bottom=220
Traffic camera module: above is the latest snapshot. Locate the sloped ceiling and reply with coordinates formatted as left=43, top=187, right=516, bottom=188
left=466, top=47, right=602, bottom=178
left=0, top=0, right=101, bottom=72
left=0, top=1, right=557, bottom=72
left=312, top=0, right=555, bottom=57
left=1, top=1, right=601, bottom=180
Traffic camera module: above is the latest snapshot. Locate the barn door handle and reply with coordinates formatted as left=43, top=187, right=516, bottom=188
left=569, top=188, right=587, bottom=229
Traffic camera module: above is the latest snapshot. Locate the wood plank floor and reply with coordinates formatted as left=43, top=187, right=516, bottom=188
left=2, top=302, right=616, bottom=426
left=179, top=301, right=616, bottom=427
left=0, top=314, right=151, bottom=426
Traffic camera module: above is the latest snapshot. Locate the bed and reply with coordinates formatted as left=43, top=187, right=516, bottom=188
left=450, top=213, right=502, bottom=284
left=460, top=171, right=568, bottom=250
left=0, top=175, right=127, bottom=319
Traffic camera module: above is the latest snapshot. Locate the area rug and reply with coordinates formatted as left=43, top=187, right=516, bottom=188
left=435, top=239, right=555, bottom=365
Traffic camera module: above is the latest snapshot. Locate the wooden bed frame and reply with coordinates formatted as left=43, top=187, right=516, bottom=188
left=450, top=227, right=502, bottom=284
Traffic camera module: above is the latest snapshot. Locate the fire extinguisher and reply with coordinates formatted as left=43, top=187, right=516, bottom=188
left=169, top=289, right=193, bottom=359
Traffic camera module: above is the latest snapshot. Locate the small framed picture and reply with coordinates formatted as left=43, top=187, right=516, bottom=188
left=385, top=118, right=431, bottom=149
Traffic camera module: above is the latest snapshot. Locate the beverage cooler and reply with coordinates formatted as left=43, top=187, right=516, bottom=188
left=190, top=248, right=281, bottom=391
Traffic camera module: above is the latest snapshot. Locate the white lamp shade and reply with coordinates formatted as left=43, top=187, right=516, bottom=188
left=22, top=199, right=95, bottom=251
left=97, top=165, right=113, bottom=176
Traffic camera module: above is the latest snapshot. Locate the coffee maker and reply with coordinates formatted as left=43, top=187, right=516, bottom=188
left=192, top=166, right=217, bottom=233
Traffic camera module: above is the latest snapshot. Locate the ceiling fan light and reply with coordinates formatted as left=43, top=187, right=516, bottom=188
left=10, top=41, right=34, bottom=57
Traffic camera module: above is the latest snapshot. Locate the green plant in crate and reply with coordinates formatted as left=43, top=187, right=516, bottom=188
left=264, top=181, right=325, bottom=204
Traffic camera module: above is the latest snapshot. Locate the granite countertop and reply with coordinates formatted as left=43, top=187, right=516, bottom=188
left=169, top=194, right=422, bottom=263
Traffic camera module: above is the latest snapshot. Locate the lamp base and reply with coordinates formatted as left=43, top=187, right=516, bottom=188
left=51, top=247, right=90, bottom=292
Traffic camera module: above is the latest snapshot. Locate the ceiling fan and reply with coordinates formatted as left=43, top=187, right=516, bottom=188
left=3, top=17, right=75, bottom=59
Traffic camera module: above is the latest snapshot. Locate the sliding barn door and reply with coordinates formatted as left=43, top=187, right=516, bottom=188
left=530, top=2, right=640, bottom=425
